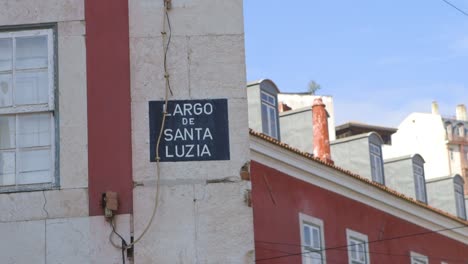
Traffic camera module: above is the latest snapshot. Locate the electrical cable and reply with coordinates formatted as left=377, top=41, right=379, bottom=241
left=109, top=0, right=173, bottom=253
left=441, top=0, right=468, bottom=17
left=108, top=219, right=128, bottom=264
left=257, top=244, right=467, bottom=263
left=255, top=224, right=468, bottom=262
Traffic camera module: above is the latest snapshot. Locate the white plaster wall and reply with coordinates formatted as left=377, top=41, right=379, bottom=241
left=0, top=0, right=84, bottom=26
left=129, top=0, right=254, bottom=262
left=389, top=113, right=451, bottom=179
left=449, top=146, right=463, bottom=176
left=0, top=215, right=131, bottom=264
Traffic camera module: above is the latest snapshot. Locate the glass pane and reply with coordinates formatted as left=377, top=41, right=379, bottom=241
left=309, top=252, right=322, bottom=264
left=0, top=73, right=12, bottom=107
left=351, top=243, right=357, bottom=259
left=14, top=70, right=49, bottom=105
left=17, top=148, right=51, bottom=184
left=312, top=228, right=320, bottom=249
left=269, top=107, right=277, bottom=138
left=0, top=38, right=12, bottom=71
left=18, top=113, right=51, bottom=148
left=304, top=225, right=311, bottom=246
left=0, top=115, right=15, bottom=149
left=0, top=151, right=15, bottom=185
left=16, top=36, right=48, bottom=69
left=267, top=95, right=275, bottom=105
left=358, top=243, right=365, bottom=261
left=261, top=104, right=268, bottom=134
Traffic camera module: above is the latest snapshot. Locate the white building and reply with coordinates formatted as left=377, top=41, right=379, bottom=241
left=383, top=102, right=468, bottom=218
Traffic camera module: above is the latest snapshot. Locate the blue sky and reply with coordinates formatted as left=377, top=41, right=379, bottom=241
left=244, top=0, right=468, bottom=127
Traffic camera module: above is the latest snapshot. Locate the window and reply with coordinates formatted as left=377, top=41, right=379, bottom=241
left=454, top=181, right=466, bottom=219
left=346, top=229, right=369, bottom=264
left=413, top=163, right=427, bottom=203
left=410, top=252, right=428, bottom=264
left=0, top=28, right=56, bottom=190
left=454, top=123, right=464, bottom=138
left=299, top=213, right=326, bottom=264
left=445, top=122, right=452, bottom=140
left=260, top=91, right=278, bottom=139
left=369, top=142, right=384, bottom=184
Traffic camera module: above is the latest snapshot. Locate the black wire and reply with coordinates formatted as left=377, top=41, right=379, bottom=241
left=441, top=0, right=468, bottom=17
left=256, top=246, right=345, bottom=264
left=110, top=220, right=128, bottom=264
left=257, top=244, right=467, bottom=263
left=255, top=224, right=468, bottom=262
left=121, top=240, right=126, bottom=264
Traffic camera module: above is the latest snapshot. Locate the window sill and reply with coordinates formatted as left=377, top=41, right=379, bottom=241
left=0, top=183, right=60, bottom=193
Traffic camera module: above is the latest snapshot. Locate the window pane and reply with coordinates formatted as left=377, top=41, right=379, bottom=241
left=304, top=225, right=311, bottom=246
left=351, top=242, right=357, bottom=259
left=261, top=104, right=268, bottom=134
left=312, top=228, right=320, bottom=249
left=269, top=107, right=277, bottom=138
left=0, top=73, right=12, bottom=107
left=15, top=36, right=48, bottom=69
left=0, top=115, right=15, bottom=149
left=358, top=243, right=365, bottom=261
left=17, top=148, right=51, bottom=184
left=0, top=151, right=15, bottom=185
left=0, top=38, right=12, bottom=71
left=18, top=113, right=51, bottom=148
left=14, top=70, right=49, bottom=105
left=309, top=252, right=322, bottom=264
left=416, top=175, right=424, bottom=201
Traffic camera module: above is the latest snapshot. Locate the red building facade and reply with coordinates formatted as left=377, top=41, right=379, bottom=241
left=250, top=131, right=468, bottom=264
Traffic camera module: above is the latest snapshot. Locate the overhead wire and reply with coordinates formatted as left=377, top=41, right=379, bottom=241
left=255, top=224, right=468, bottom=262
left=256, top=244, right=466, bottom=263
left=441, top=0, right=468, bottom=17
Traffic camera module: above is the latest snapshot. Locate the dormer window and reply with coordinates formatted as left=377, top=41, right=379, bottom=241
left=454, top=180, right=466, bottom=219
left=413, top=163, right=427, bottom=203
left=445, top=122, right=452, bottom=140
left=369, top=142, right=384, bottom=184
left=260, top=91, right=278, bottom=139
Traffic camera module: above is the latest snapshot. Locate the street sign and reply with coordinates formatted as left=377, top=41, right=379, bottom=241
left=149, top=99, right=230, bottom=162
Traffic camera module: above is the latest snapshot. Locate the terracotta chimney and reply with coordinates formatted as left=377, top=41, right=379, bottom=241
left=312, top=98, right=333, bottom=164
left=456, top=104, right=467, bottom=121
left=431, top=101, right=439, bottom=115
left=278, top=102, right=292, bottom=112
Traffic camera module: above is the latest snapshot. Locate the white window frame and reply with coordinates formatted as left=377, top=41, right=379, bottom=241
left=299, top=213, right=326, bottom=264
left=454, top=181, right=466, bottom=219
left=260, top=90, right=278, bottom=139
left=369, top=142, right=384, bottom=184
left=413, top=163, right=427, bottom=203
left=346, top=229, right=370, bottom=264
left=410, top=251, right=428, bottom=264
left=0, top=27, right=56, bottom=192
